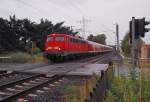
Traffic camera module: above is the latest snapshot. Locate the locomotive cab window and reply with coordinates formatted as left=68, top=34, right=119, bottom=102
left=56, top=36, right=64, bottom=41
left=47, top=36, right=52, bottom=41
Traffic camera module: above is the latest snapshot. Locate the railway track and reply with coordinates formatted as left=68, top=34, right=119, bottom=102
left=0, top=72, right=53, bottom=102
left=75, top=52, right=114, bottom=63
left=0, top=62, right=87, bottom=102
left=0, top=58, right=101, bottom=102
left=0, top=71, right=40, bottom=88
left=0, top=52, right=116, bottom=102
left=0, top=71, right=7, bottom=76
left=0, top=63, right=51, bottom=72
left=88, top=52, right=115, bottom=63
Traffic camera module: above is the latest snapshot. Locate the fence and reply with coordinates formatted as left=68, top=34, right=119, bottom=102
left=85, top=70, right=108, bottom=102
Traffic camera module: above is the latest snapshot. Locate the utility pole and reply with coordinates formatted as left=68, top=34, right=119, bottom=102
left=131, top=17, right=136, bottom=67
left=77, top=16, right=91, bottom=37
left=82, top=17, right=86, bottom=36
left=70, top=26, right=74, bottom=31
left=116, top=24, right=119, bottom=54
left=115, top=23, right=120, bottom=77
left=70, top=26, right=75, bottom=35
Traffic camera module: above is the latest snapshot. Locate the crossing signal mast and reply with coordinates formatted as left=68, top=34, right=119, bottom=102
left=129, top=17, right=150, bottom=67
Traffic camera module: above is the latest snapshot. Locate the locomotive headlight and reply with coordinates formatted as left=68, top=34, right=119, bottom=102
left=46, top=46, right=52, bottom=50
left=54, top=46, right=60, bottom=49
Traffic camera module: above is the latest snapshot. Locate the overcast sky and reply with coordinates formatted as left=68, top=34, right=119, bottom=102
left=0, top=0, right=150, bottom=45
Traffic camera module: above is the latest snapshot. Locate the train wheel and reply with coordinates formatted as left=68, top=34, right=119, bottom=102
left=64, top=56, right=68, bottom=61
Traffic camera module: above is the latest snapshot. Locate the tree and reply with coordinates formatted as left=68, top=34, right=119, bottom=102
left=87, top=34, right=106, bottom=45
left=0, top=15, right=78, bottom=53
left=121, top=32, right=145, bottom=57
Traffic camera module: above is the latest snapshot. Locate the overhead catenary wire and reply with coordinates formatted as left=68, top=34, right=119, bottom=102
left=15, top=0, right=43, bottom=17
left=15, top=0, right=76, bottom=24
left=101, top=24, right=115, bottom=32
left=47, top=0, right=86, bottom=33
left=77, top=16, right=91, bottom=38
left=47, top=0, right=79, bottom=22
left=65, top=0, right=84, bottom=16
left=92, top=23, right=116, bottom=45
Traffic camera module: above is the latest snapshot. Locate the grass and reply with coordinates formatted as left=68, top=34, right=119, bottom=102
left=11, top=52, right=33, bottom=63
left=140, top=61, right=150, bottom=67
left=63, top=74, right=99, bottom=102
left=63, top=85, right=83, bottom=102
left=64, top=85, right=79, bottom=93
left=104, top=64, right=150, bottom=102
left=0, top=52, right=47, bottom=63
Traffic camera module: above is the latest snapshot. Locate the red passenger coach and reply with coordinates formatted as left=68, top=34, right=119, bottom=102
left=44, top=34, right=113, bottom=61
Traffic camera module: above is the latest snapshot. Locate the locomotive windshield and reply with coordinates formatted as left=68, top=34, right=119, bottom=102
left=56, top=36, right=64, bottom=41
left=47, top=36, right=52, bottom=41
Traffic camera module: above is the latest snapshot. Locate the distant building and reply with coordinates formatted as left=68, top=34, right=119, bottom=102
left=141, top=44, right=150, bottom=60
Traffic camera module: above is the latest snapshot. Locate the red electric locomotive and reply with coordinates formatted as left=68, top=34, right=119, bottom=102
left=44, top=33, right=113, bottom=61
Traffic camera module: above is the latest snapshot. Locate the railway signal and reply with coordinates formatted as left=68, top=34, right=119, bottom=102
left=129, top=19, right=139, bottom=43
left=129, top=17, right=150, bottom=67
left=129, top=17, right=150, bottom=42
left=138, top=18, right=150, bottom=37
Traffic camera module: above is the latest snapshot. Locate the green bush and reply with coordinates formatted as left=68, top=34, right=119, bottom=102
left=104, top=67, right=150, bottom=102
left=11, top=52, right=32, bottom=63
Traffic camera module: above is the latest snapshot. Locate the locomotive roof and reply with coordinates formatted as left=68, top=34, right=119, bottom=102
left=48, top=33, right=85, bottom=40
left=48, top=33, right=112, bottom=48
left=86, top=40, right=112, bottom=48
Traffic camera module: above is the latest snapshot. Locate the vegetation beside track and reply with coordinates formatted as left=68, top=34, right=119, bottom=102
left=104, top=64, right=150, bottom=102
left=0, top=15, right=78, bottom=53
left=0, top=52, right=48, bottom=63
left=63, top=74, right=99, bottom=102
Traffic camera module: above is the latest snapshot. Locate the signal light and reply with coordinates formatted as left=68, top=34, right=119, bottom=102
left=138, top=18, right=150, bottom=37
left=129, top=17, right=150, bottom=44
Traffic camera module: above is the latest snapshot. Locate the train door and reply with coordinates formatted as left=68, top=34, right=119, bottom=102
left=68, top=37, right=72, bottom=52
left=65, top=36, right=69, bottom=52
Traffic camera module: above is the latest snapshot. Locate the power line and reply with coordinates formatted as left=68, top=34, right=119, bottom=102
left=101, top=24, right=114, bottom=32
left=15, top=0, right=74, bottom=23
left=47, top=0, right=77, bottom=21
left=65, top=0, right=84, bottom=15
left=77, top=16, right=91, bottom=37
left=15, top=0, right=42, bottom=17
left=15, top=0, right=84, bottom=33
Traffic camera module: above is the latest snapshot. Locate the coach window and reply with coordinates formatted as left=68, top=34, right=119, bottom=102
left=56, top=36, right=64, bottom=41
left=76, top=39, right=78, bottom=43
left=72, top=39, right=74, bottom=43
left=73, top=38, right=76, bottom=43
left=75, top=39, right=78, bottom=43
left=70, top=38, right=73, bottom=42
left=79, top=40, right=82, bottom=44
left=82, top=41, right=85, bottom=44
left=47, top=36, right=52, bottom=41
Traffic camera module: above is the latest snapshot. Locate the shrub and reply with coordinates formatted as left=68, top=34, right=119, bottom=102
left=11, top=52, right=32, bottom=63
left=104, top=66, right=150, bottom=102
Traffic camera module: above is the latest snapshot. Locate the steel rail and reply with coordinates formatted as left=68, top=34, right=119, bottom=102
left=0, top=73, right=44, bottom=89
left=1, top=75, right=61, bottom=102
